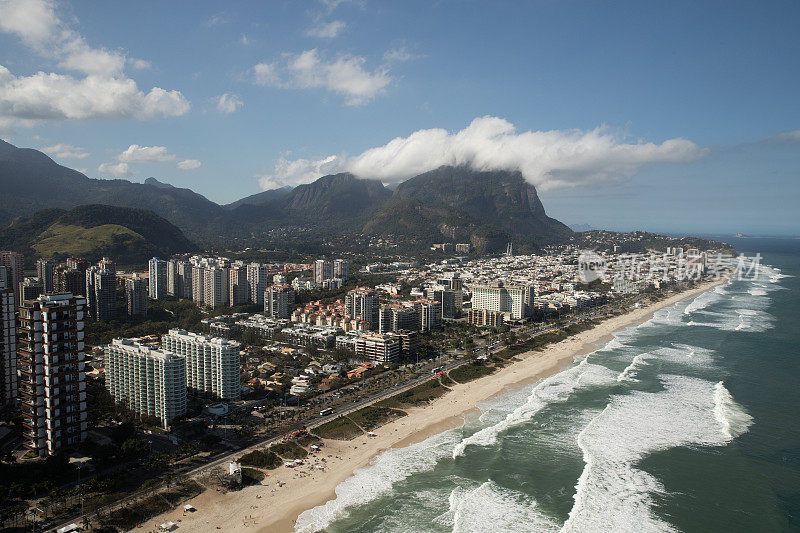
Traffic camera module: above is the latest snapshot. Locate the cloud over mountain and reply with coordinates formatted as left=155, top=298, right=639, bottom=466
left=257, top=116, right=706, bottom=190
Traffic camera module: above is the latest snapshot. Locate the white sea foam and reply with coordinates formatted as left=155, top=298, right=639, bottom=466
left=616, top=352, right=651, bottom=382
left=683, top=289, right=723, bottom=315
left=713, top=381, right=753, bottom=439
left=561, top=375, right=753, bottom=533
left=452, top=359, right=618, bottom=458
left=294, top=430, right=460, bottom=533
left=434, top=481, right=560, bottom=533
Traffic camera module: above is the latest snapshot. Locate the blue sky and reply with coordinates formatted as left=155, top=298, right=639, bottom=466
left=0, top=0, right=798, bottom=235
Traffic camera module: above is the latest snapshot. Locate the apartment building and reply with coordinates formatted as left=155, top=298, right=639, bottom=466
left=246, top=263, right=269, bottom=307
left=345, top=287, right=380, bottom=330
left=0, top=251, right=23, bottom=306
left=125, top=275, right=147, bottom=317
left=265, top=284, right=294, bottom=319
left=471, top=282, right=533, bottom=320
left=467, top=308, right=505, bottom=327
left=161, top=329, right=241, bottom=400
left=148, top=258, right=168, bottom=299
left=229, top=264, right=249, bottom=306
left=36, top=258, right=56, bottom=294
left=333, top=259, right=350, bottom=281
left=18, top=294, right=87, bottom=456
left=104, top=338, right=187, bottom=428
left=0, top=268, right=17, bottom=404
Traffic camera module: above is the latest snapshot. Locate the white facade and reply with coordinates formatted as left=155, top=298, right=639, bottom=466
left=246, top=263, right=269, bottom=306
left=203, top=267, right=229, bottom=308
left=161, top=329, right=241, bottom=400
left=471, top=282, right=533, bottom=320
left=105, top=339, right=187, bottom=428
left=148, top=258, right=168, bottom=299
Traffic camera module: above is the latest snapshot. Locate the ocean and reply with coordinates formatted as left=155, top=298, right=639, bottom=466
left=296, top=238, right=800, bottom=532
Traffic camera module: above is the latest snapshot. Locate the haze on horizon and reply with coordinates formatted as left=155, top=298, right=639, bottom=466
left=0, top=0, right=798, bottom=236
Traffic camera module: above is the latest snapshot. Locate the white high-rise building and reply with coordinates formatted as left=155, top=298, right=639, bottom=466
left=265, top=284, right=294, bottom=319
left=192, top=265, right=205, bottom=305
left=333, top=259, right=350, bottom=282
left=0, top=267, right=17, bottom=404
left=104, top=339, right=187, bottom=428
left=148, top=258, right=168, bottom=299
left=345, top=287, right=380, bottom=329
left=228, top=264, right=249, bottom=306
left=470, top=282, right=533, bottom=320
left=203, top=267, right=228, bottom=308
left=161, top=329, right=241, bottom=400
left=314, top=260, right=332, bottom=285
left=246, top=263, right=269, bottom=306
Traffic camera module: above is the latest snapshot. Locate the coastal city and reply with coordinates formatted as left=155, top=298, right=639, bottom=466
left=0, top=238, right=734, bottom=532
left=1, top=1, right=796, bottom=532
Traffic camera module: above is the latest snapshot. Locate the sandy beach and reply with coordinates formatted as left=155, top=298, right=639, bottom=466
left=140, top=280, right=723, bottom=533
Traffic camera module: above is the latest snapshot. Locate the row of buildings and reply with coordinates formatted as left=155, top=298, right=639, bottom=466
left=148, top=256, right=351, bottom=309
left=0, top=257, right=242, bottom=455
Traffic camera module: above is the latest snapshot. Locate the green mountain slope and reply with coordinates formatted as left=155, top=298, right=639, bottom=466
left=0, top=204, right=196, bottom=265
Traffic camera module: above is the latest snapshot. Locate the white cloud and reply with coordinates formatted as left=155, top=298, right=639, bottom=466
left=215, top=93, right=242, bottom=114
left=253, top=49, right=391, bottom=105
left=118, top=144, right=174, bottom=163
left=306, top=20, right=346, bottom=39
left=0, top=68, right=190, bottom=120
left=205, top=12, right=228, bottom=27
left=383, top=47, right=417, bottom=63
left=41, top=143, right=88, bottom=159
left=0, top=0, right=189, bottom=125
left=253, top=62, right=280, bottom=86
left=98, top=161, right=130, bottom=178
left=257, top=154, right=342, bottom=190
left=771, top=130, right=800, bottom=142
left=177, top=159, right=201, bottom=170
left=239, top=34, right=251, bottom=46
left=257, top=116, right=705, bottom=190
left=128, top=58, right=151, bottom=70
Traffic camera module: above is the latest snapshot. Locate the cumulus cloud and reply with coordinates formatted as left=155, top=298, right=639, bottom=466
left=177, top=159, right=201, bottom=170
left=118, top=144, right=174, bottom=163
left=253, top=49, right=391, bottom=105
left=215, top=93, right=243, bottom=114
left=257, top=116, right=705, bottom=190
left=41, top=143, right=88, bottom=159
left=306, top=20, right=346, bottom=38
left=98, top=161, right=131, bottom=178
left=0, top=0, right=189, bottom=125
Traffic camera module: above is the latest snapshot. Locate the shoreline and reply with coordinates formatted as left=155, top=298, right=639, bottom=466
left=140, top=279, right=724, bottom=533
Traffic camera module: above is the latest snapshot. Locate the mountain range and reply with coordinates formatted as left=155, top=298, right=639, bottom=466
left=0, top=139, right=572, bottom=254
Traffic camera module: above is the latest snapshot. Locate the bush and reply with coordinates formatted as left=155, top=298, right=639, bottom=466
left=449, top=363, right=495, bottom=383
left=348, top=406, right=405, bottom=431
left=241, top=467, right=265, bottom=485
left=239, top=450, right=282, bottom=470
left=312, top=417, right=363, bottom=440
left=269, top=442, right=307, bottom=460
left=378, top=379, right=449, bottom=408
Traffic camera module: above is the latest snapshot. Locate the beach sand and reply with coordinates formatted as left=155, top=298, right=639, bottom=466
left=140, top=280, right=722, bottom=533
